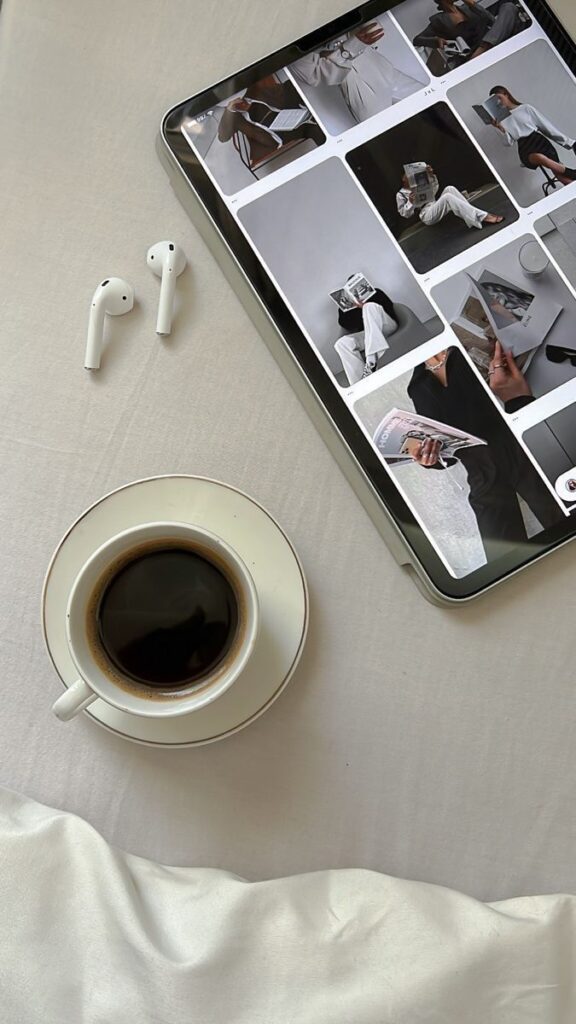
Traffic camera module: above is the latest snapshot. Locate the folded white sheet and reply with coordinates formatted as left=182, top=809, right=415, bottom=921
left=0, top=786, right=574, bottom=1023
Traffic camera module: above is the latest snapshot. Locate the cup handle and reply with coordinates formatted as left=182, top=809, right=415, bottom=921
left=52, top=679, right=98, bottom=722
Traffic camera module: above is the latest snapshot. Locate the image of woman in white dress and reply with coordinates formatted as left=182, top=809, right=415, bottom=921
left=488, top=86, right=576, bottom=186
left=291, top=21, right=423, bottom=125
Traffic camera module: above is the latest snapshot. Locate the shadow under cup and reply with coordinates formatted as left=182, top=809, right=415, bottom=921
left=66, top=523, right=259, bottom=718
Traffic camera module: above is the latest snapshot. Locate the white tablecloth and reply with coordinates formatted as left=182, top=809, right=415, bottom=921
left=0, top=0, right=575, bottom=902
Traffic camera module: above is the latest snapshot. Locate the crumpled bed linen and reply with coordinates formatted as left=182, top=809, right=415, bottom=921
left=0, top=787, right=574, bottom=1023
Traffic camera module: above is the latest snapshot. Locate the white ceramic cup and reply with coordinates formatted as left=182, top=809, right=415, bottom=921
left=518, top=240, right=549, bottom=277
left=51, top=521, right=259, bottom=722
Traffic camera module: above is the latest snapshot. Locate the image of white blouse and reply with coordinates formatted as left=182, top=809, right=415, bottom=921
left=292, top=35, right=420, bottom=122
left=498, top=104, right=575, bottom=149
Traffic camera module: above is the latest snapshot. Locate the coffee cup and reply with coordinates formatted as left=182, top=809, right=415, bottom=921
left=51, top=521, right=259, bottom=722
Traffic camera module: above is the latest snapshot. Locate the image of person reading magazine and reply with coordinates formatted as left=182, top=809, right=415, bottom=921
left=218, top=79, right=324, bottom=164
left=414, top=1, right=525, bottom=64
left=484, top=86, right=576, bottom=186
left=402, top=345, right=562, bottom=561
left=374, top=409, right=487, bottom=469
left=332, top=274, right=398, bottom=383
left=396, top=162, right=504, bottom=229
left=291, top=20, right=421, bottom=123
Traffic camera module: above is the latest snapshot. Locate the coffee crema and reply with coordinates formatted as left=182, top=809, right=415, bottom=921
left=87, top=541, right=241, bottom=694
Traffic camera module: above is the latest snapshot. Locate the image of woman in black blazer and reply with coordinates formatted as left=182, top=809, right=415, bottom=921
left=488, top=86, right=576, bottom=186
left=406, top=343, right=563, bottom=561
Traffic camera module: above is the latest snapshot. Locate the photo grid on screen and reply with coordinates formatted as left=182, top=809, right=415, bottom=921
left=181, top=1, right=576, bottom=578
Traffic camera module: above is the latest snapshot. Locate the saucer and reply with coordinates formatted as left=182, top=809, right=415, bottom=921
left=42, top=476, right=308, bottom=747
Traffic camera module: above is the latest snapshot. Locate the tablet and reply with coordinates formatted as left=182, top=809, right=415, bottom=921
left=158, top=0, right=576, bottom=604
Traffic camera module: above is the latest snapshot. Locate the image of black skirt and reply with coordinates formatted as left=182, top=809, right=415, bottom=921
left=517, top=131, right=559, bottom=170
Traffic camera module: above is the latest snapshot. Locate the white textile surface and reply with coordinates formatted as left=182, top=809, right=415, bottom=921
left=1, top=0, right=576, bottom=906
left=1, top=787, right=575, bottom=1024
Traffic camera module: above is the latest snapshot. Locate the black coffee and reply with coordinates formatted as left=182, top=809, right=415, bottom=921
left=95, top=545, right=240, bottom=689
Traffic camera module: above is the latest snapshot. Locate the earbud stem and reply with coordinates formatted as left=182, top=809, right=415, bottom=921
left=156, top=267, right=177, bottom=336
left=85, top=300, right=106, bottom=370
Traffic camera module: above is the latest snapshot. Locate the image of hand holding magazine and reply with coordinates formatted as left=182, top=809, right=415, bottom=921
left=373, top=408, right=486, bottom=470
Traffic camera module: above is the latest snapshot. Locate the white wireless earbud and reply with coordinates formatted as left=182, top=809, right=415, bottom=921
left=84, top=278, right=134, bottom=370
left=147, top=241, right=187, bottom=336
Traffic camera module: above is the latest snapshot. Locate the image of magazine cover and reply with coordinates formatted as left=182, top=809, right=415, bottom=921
left=329, top=273, right=376, bottom=312
left=450, top=292, right=533, bottom=379
left=433, top=236, right=576, bottom=403
left=403, top=162, right=437, bottom=206
left=373, top=408, right=486, bottom=467
left=472, top=94, right=511, bottom=127
left=467, top=269, right=562, bottom=356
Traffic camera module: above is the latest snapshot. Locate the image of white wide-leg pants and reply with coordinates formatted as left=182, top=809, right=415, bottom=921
left=420, top=186, right=488, bottom=230
left=334, top=301, right=398, bottom=385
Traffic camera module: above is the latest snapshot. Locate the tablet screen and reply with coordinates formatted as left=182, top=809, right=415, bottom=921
left=174, top=1, right=576, bottom=586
